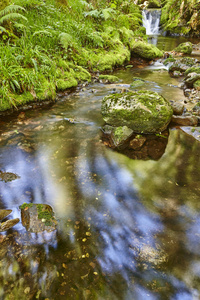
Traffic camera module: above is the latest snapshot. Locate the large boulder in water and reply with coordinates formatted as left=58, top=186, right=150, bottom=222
left=173, top=42, right=193, bottom=55
left=131, top=40, right=163, bottom=60
left=101, top=90, right=173, bottom=134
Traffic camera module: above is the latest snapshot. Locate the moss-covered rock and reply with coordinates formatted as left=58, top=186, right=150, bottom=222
left=101, top=90, right=173, bottom=134
left=173, top=42, right=193, bottom=55
left=99, top=75, right=120, bottom=83
left=184, top=65, right=200, bottom=75
left=131, top=77, right=145, bottom=88
left=169, top=57, right=198, bottom=73
left=147, top=0, right=161, bottom=8
left=194, top=79, right=200, bottom=91
left=56, top=78, right=78, bottom=91
left=102, top=124, right=133, bottom=147
left=131, top=40, right=163, bottom=60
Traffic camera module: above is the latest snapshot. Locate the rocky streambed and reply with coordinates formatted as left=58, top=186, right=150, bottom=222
left=0, top=38, right=200, bottom=299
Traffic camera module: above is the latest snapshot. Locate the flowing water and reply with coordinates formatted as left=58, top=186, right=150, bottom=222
left=1, top=39, right=200, bottom=299
left=142, top=9, right=161, bottom=36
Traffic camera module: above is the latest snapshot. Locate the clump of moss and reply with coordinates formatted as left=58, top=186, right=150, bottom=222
left=36, top=204, right=54, bottom=226
left=99, top=75, right=120, bottom=83
left=19, top=203, right=33, bottom=209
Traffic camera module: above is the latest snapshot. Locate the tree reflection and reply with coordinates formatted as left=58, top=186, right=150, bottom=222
left=0, top=123, right=200, bottom=299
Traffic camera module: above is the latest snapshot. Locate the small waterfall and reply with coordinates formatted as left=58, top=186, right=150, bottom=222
left=142, top=9, right=161, bottom=35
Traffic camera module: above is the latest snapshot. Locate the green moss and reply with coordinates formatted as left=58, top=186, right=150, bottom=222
left=73, top=65, right=91, bottom=82
left=56, top=78, right=78, bottom=91
left=194, top=80, right=200, bottom=91
left=174, top=42, right=193, bottom=54
left=99, top=75, right=120, bottom=83
left=147, top=0, right=161, bottom=8
left=163, top=58, right=176, bottom=65
left=36, top=77, right=56, bottom=101
left=19, top=203, right=33, bottom=209
left=57, top=59, right=70, bottom=71
left=131, top=40, right=163, bottom=60
left=185, top=66, right=200, bottom=75
left=101, top=90, right=173, bottom=133
left=36, top=204, right=54, bottom=226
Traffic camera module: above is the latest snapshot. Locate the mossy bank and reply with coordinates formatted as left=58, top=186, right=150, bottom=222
left=0, top=0, right=165, bottom=113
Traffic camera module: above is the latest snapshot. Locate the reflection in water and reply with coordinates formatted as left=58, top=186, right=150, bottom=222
left=0, top=67, right=200, bottom=299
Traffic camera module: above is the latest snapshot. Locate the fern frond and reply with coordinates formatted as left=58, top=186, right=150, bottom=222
left=0, top=13, right=27, bottom=24
left=100, top=8, right=115, bottom=20
left=33, top=30, right=52, bottom=37
left=0, top=5, right=26, bottom=17
left=0, top=26, right=7, bottom=32
left=59, top=32, right=73, bottom=49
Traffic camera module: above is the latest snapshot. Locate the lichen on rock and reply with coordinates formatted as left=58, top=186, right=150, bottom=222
left=101, top=90, right=173, bottom=134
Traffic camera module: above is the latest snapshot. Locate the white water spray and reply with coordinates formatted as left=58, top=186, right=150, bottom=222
left=142, top=9, right=161, bottom=35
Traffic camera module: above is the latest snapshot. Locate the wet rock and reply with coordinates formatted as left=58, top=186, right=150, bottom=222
left=192, top=103, right=200, bottom=115
left=172, top=71, right=182, bottom=78
left=170, top=102, right=185, bottom=115
left=169, top=57, right=198, bottom=74
left=0, top=209, right=12, bottom=221
left=129, top=135, right=146, bottom=150
left=0, top=218, right=20, bottom=232
left=184, top=72, right=200, bottom=88
left=101, top=90, right=173, bottom=134
left=131, top=78, right=146, bottom=88
left=0, top=171, right=20, bottom=182
left=102, top=125, right=133, bottom=148
left=173, top=42, right=193, bottom=55
left=101, top=129, right=169, bottom=160
left=0, top=209, right=19, bottom=232
left=171, top=115, right=198, bottom=126
left=184, top=65, right=200, bottom=76
left=98, top=75, right=120, bottom=83
left=194, top=80, right=200, bottom=91
left=20, top=203, right=57, bottom=233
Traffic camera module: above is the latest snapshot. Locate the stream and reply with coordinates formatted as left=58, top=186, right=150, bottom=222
left=0, top=37, right=200, bottom=299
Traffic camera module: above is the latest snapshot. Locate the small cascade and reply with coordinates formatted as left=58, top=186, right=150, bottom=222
left=142, top=9, right=161, bottom=35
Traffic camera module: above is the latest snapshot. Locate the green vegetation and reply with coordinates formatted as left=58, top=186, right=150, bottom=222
left=19, top=202, right=33, bottom=209
left=0, top=0, right=146, bottom=112
left=161, top=0, right=200, bottom=35
left=1, top=0, right=199, bottom=112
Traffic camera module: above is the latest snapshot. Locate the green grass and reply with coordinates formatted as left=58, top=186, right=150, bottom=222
left=0, top=0, right=144, bottom=111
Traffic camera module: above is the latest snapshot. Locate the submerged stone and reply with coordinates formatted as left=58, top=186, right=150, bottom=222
left=0, top=218, right=20, bottom=232
left=102, top=125, right=133, bottom=147
left=0, top=209, right=19, bottom=232
left=0, top=209, right=12, bottom=221
left=101, top=90, right=173, bottom=134
left=20, top=203, right=57, bottom=233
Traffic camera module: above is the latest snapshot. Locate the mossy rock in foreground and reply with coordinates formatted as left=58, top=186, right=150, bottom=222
left=131, top=41, right=163, bottom=60
left=101, top=90, right=173, bottom=134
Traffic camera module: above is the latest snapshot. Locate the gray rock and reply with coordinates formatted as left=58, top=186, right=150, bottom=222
left=170, top=102, right=185, bottom=115
left=101, top=90, right=173, bottom=134
left=171, top=115, right=198, bottom=126
left=184, top=72, right=200, bottom=88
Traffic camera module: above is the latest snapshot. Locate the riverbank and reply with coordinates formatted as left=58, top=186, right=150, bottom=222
left=0, top=0, right=148, bottom=113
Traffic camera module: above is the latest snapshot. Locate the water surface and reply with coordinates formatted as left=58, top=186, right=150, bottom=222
left=0, top=46, right=200, bottom=300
